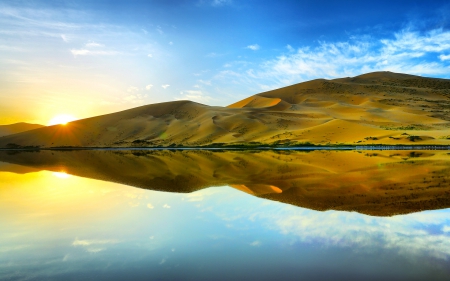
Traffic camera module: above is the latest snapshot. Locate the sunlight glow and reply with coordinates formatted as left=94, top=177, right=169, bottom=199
left=48, top=114, right=77, bottom=126
left=53, top=172, right=71, bottom=179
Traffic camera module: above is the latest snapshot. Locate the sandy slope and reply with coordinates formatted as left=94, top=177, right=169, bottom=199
left=0, top=71, right=449, bottom=147
left=0, top=122, right=44, bottom=137
left=1, top=149, right=450, bottom=216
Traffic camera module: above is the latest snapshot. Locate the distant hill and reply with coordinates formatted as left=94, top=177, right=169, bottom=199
left=0, top=122, right=44, bottom=137
left=0, top=71, right=449, bottom=148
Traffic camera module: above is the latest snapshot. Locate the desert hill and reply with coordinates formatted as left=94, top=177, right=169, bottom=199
left=1, top=149, right=449, bottom=216
left=0, top=71, right=449, bottom=148
left=0, top=122, right=44, bottom=137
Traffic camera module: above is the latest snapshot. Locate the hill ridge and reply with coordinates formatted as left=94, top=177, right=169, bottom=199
left=1, top=71, right=449, bottom=148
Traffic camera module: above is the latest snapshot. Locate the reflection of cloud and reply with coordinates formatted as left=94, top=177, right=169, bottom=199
left=159, top=258, right=166, bottom=265
left=0, top=245, right=29, bottom=253
left=147, top=203, right=154, bottom=209
left=250, top=241, right=261, bottom=247
left=163, top=204, right=171, bottom=209
left=129, top=202, right=140, bottom=207
left=86, top=248, right=104, bottom=253
left=72, top=238, right=119, bottom=246
left=267, top=208, right=450, bottom=260
left=72, top=238, right=119, bottom=254
left=186, top=193, right=204, bottom=202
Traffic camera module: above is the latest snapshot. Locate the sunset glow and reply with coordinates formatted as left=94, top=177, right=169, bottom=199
left=48, top=115, right=77, bottom=126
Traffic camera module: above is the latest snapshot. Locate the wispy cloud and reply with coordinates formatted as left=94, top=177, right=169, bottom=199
left=211, top=0, right=232, bottom=7
left=146, top=84, right=153, bottom=90
left=161, top=84, right=170, bottom=89
left=439, top=54, right=450, bottom=61
left=217, top=28, right=450, bottom=92
left=178, top=90, right=213, bottom=103
left=70, top=49, right=118, bottom=56
left=85, top=42, right=104, bottom=48
left=246, top=44, right=260, bottom=51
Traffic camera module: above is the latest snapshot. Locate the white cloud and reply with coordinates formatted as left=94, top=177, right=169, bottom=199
left=123, top=88, right=148, bottom=104
left=156, top=25, right=164, bottom=35
left=161, top=84, right=170, bottom=89
left=217, top=28, right=450, bottom=91
left=439, top=54, right=450, bottom=61
left=85, top=42, right=104, bottom=48
left=246, top=44, right=260, bottom=51
left=127, top=86, right=139, bottom=93
left=169, top=41, right=173, bottom=45
left=61, top=34, right=68, bottom=42
left=163, top=204, right=171, bottom=209
left=145, top=84, right=153, bottom=90
left=70, top=49, right=118, bottom=56
left=198, top=79, right=211, bottom=85
left=211, top=0, right=232, bottom=6
left=147, top=54, right=153, bottom=58
left=147, top=203, right=154, bottom=209
left=178, top=90, right=213, bottom=103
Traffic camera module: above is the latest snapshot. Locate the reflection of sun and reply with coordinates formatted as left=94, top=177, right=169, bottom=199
left=53, top=172, right=71, bottom=179
left=48, top=114, right=77, bottom=126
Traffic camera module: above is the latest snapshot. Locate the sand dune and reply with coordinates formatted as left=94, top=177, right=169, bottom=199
left=1, top=149, right=450, bottom=216
left=0, top=71, right=449, bottom=147
left=0, top=122, right=44, bottom=137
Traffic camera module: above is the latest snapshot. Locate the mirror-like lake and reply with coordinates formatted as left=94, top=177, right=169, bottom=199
left=1, top=149, right=450, bottom=280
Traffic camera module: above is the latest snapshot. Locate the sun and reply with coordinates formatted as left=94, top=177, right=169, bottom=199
left=48, top=114, right=77, bottom=126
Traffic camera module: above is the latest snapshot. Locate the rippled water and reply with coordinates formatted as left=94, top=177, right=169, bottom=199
left=1, top=150, right=450, bottom=280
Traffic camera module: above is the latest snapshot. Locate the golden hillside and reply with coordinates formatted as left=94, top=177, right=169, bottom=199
left=0, top=71, right=449, bottom=148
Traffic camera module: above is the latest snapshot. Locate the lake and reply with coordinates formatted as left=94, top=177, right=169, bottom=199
left=1, top=149, right=450, bottom=280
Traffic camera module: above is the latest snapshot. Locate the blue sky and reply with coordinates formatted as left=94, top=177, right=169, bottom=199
left=1, top=0, right=450, bottom=124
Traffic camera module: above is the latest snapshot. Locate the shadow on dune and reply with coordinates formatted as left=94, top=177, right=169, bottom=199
left=1, top=149, right=450, bottom=216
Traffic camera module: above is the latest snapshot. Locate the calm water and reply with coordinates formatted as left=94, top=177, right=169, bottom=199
left=1, top=150, right=450, bottom=281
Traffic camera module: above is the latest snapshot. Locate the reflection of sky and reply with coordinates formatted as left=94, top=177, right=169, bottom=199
left=1, top=169, right=450, bottom=281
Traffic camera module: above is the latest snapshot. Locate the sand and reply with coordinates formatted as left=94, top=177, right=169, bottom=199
left=0, top=71, right=449, bottom=147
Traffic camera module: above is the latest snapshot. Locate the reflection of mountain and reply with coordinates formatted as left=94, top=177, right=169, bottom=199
left=1, top=149, right=450, bottom=216
left=1, top=72, right=450, bottom=148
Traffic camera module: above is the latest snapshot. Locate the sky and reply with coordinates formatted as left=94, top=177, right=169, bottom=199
left=1, top=0, right=450, bottom=125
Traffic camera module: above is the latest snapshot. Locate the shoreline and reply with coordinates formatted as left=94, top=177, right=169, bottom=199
left=1, top=145, right=450, bottom=151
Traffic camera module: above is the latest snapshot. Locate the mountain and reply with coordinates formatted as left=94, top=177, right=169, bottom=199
left=1, top=149, right=449, bottom=216
left=0, top=71, right=449, bottom=148
left=0, top=122, right=45, bottom=137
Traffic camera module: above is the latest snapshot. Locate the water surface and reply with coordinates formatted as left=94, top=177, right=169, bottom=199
left=1, top=150, right=450, bottom=280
